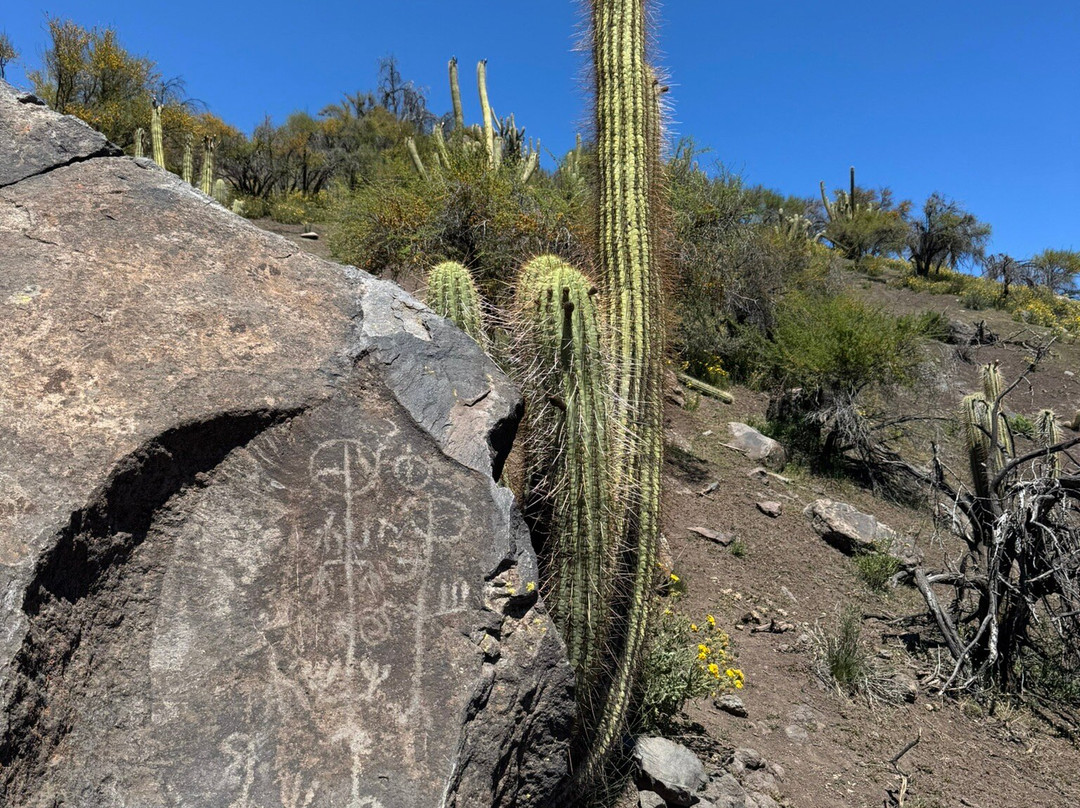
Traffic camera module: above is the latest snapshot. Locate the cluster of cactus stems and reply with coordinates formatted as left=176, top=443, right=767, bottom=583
left=150, top=100, right=166, bottom=169
left=417, top=0, right=665, bottom=781
left=820, top=165, right=875, bottom=221
left=407, top=57, right=540, bottom=184
left=1036, top=408, right=1061, bottom=478
left=424, top=260, right=484, bottom=344
left=200, top=135, right=216, bottom=196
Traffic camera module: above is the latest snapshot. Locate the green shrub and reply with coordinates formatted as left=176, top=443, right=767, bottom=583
left=638, top=606, right=742, bottom=732
left=961, top=287, right=995, bottom=311
left=854, top=551, right=900, bottom=593
left=729, top=539, right=747, bottom=559
left=1006, top=413, right=1035, bottom=439
left=906, top=309, right=951, bottom=342
left=763, top=291, right=923, bottom=395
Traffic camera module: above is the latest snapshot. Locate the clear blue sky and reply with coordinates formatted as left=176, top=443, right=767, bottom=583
left=3, top=1, right=1077, bottom=260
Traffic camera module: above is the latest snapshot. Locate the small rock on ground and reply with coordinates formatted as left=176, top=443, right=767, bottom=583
left=756, top=501, right=782, bottom=518
left=715, top=694, right=748, bottom=717
left=633, top=736, right=707, bottom=807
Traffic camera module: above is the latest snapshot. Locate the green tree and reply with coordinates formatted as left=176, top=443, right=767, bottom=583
left=1030, top=249, right=1080, bottom=296
left=0, top=32, right=18, bottom=81
left=906, top=193, right=991, bottom=277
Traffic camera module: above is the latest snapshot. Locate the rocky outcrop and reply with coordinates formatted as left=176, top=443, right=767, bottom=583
left=0, top=80, right=573, bottom=808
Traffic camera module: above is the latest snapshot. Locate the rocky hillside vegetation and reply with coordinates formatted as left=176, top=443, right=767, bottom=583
left=5, top=8, right=1080, bottom=807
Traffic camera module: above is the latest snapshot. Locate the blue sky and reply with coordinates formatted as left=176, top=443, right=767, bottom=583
left=3, top=1, right=1077, bottom=260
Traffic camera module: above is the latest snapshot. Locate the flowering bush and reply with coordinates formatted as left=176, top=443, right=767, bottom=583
left=638, top=597, right=744, bottom=731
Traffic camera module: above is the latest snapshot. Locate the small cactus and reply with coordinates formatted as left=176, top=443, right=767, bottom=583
left=133, top=127, right=145, bottom=159
left=150, top=100, right=165, bottom=169
left=200, top=135, right=216, bottom=196
left=424, top=261, right=483, bottom=343
left=182, top=134, right=194, bottom=185
left=1036, top=409, right=1061, bottom=478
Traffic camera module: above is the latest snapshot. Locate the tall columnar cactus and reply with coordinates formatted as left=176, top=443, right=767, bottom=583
left=516, top=256, right=612, bottom=682
left=200, top=135, right=216, bottom=196
left=477, top=59, right=496, bottom=169
left=820, top=165, right=875, bottom=222
left=133, top=127, right=145, bottom=159
left=424, top=260, right=484, bottom=343
left=584, top=0, right=665, bottom=778
left=448, top=57, right=465, bottom=131
left=1036, top=409, right=1061, bottom=478
left=150, top=100, right=165, bottom=169
left=182, top=135, right=194, bottom=185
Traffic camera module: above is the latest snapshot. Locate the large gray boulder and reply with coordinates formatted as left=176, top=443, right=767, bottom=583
left=803, top=498, right=921, bottom=564
left=726, top=423, right=786, bottom=471
left=0, top=80, right=573, bottom=808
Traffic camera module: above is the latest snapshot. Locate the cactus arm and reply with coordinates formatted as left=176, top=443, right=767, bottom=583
left=477, top=60, right=496, bottom=169
left=819, top=180, right=834, bottom=221
left=200, top=135, right=215, bottom=196
left=433, top=125, right=451, bottom=168
left=182, top=134, right=194, bottom=185
left=448, top=57, right=465, bottom=131
left=406, top=137, right=429, bottom=180
left=151, top=100, right=166, bottom=169
left=520, top=151, right=539, bottom=184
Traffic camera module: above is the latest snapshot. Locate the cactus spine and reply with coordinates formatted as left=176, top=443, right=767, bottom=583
left=425, top=261, right=484, bottom=343
left=517, top=256, right=612, bottom=681
left=150, top=100, right=165, bottom=169
left=182, top=134, right=194, bottom=185
left=133, top=127, right=145, bottom=158
left=583, top=0, right=665, bottom=778
left=200, top=135, right=215, bottom=196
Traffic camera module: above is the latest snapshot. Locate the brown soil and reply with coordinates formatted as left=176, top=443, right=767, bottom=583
left=266, top=223, right=1080, bottom=807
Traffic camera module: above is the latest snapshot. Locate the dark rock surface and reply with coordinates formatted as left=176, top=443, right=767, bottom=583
left=0, top=80, right=573, bottom=808
left=633, top=736, right=707, bottom=806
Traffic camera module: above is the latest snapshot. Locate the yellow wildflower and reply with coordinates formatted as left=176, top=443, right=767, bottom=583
left=670, top=573, right=680, bottom=583
left=708, top=663, right=720, bottom=678
left=706, top=614, right=716, bottom=627
left=690, top=623, right=699, bottom=632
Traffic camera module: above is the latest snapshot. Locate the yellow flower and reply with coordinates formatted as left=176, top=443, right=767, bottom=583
left=706, top=614, right=716, bottom=627
left=735, top=680, right=744, bottom=689
left=698, top=650, right=708, bottom=661
left=690, top=624, right=699, bottom=632
left=670, top=573, right=680, bottom=583
left=708, top=663, right=720, bottom=678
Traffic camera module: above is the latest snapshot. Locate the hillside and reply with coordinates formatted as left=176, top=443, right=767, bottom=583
left=272, top=225, right=1080, bottom=807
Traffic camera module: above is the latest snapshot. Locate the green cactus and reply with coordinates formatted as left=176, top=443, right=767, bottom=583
left=150, top=100, right=165, bottom=169
left=1036, top=409, right=1061, bottom=478
left=477, top=59, right=496, bottom=170
left=582, top=0, right=665, bottom=778
left=200, top=135, right=215, bottom=196
left=962, top=363, right=1014, bottom=503
left=133, top=127, right=145, bottom=159
left=820, top=165, right=876, bottom=222
left=182, top=134, right=194, bottom=185
left=448, top=57, right=465, bottom=131
left=213, top=178, right=228, bottom=205
left=516, top=256, right=612, bottom=683
left=425, top=261, right=484, bottom=343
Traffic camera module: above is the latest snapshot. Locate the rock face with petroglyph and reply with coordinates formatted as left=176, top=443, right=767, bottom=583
left=0, top=80, right=573, bottom=808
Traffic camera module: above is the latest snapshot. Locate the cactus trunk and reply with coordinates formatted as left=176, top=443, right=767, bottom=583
left=133, top=127, right=145, bottom=159
left=584, top=0, right=664, bottom=778
left=448, top=57, right=465, bottom=131
left=151, top=101, right=165, bottom=169
left=517, top=257, right=612, bottom=683
left=200, top=135, right=215, bottom=196
left=182, top=135, right=193, bottom=185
